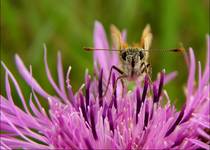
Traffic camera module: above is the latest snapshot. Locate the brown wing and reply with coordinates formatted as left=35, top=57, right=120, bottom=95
left=110, top=25, right=128, bottom=50
left=140, top=24, right=153, bottom=50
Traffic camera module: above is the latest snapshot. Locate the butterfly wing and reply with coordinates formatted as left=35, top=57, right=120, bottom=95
left=111, top=25, right=127, bottom=50
left=140, top=24, right=153, bottom=50
left=140, top=24, right=153, bottom=60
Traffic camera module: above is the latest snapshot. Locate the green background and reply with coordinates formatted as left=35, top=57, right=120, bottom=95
left=1, top=0, right=209, bottom=109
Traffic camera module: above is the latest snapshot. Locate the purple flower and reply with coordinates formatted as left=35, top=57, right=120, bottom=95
left=0, top=21, right=209, bottom=149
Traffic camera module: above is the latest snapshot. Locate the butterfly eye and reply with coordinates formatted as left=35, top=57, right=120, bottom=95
left=121, top=52, right=127, bottom=60
left=139, top=51, right=144, bottom=60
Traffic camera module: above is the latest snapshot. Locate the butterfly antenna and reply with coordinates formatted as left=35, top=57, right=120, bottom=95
left=84, top=47, right=121, bottom=51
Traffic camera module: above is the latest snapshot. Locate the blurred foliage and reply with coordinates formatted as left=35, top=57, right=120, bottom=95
left=1, top=0, right=209, bottom=109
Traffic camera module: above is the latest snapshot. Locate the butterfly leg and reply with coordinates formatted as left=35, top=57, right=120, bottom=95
left=103, top=65, right=124, bottom=97
left=141, top=63, right=153, bottom=95
left=113, top=75, right=127, bottom=98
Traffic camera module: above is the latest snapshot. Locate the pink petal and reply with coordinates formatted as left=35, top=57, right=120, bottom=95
left=15, top=55, right=50, bottom=98
left=93, top=21, right=110, bottom=78
left=57, top=51, right=67, bottom=99
left=187, top=138, right=209, bottom=150
left=187, top=48, right=196, bottom=99
left=44, top=45, right=68, bottom=102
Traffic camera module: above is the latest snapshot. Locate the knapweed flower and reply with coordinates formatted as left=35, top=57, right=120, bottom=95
left=0, top=21, right=209, bottom=149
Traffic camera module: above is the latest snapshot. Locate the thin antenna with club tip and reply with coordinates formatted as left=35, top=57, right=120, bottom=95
left=148, top=48, right=185, bottom=53
left=84, top=47, right=185, bottom=53
left=84, top=47, right=121, bottom=51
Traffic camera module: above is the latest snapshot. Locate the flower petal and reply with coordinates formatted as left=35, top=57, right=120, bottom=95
left=15, top=55, right=50, bottom=98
